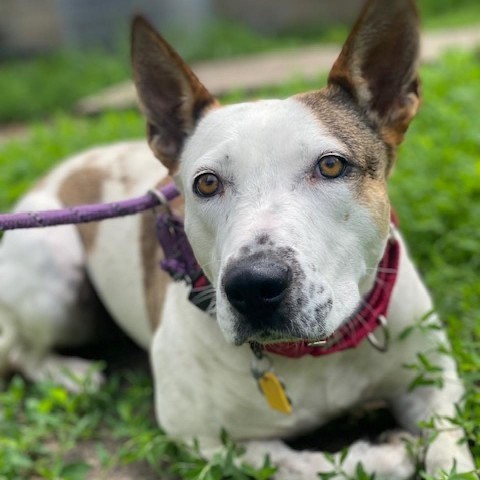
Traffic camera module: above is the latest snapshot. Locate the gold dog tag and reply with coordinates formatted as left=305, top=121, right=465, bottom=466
left=258, top=371, right=292, bottom=415
left=250, top=342, right=292, bottom=415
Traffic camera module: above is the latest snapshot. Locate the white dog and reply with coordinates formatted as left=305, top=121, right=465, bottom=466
left=0, top=0, right=476, bottom=478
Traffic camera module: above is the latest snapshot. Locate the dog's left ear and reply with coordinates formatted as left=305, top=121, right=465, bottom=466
left=328, top=0, right=421, bottom=147
left=131, top=16, right=217, bottom=174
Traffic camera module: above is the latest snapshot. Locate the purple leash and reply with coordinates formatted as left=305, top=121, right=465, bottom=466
left=0, top=181, right=215, bottom=314
left=0, top=182, right=180, bottom=232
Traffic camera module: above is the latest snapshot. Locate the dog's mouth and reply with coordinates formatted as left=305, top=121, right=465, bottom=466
left=246, top=330, right=334, bottom=347
left=232, top=320, right=337, bottom=347
left=245, top=330, right=341, bottom=359
left=231, top=295, right=364, bottom=349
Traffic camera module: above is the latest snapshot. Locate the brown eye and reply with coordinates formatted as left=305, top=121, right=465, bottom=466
left=194, top=173, right=221, bottom=197
left=316, top=155, right=347, bottom=179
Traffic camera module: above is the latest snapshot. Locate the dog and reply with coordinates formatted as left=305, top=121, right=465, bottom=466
left=0, top=0, right=476, bottom=478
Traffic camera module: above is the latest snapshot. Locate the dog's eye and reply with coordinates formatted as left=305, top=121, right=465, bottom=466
left=194, top=173, right=222, bottom=197
left=315, top=155, right=347, bottom=179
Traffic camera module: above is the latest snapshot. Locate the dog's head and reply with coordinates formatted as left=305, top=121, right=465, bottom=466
left=132, top=0, right=420, bottom=345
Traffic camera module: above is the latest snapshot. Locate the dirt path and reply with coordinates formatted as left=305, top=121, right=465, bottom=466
left=76, top=24, right=480, bottom=115
left=0, top=123, right=29, bottom=146
left=1, top=25, right=479, bottom=146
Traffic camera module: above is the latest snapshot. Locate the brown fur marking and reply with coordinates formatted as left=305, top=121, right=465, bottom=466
left=140, top=177, right=185, bottom=330
left=296, top=89, right=391, bottom=235
left=57, top=167, right=108, bottom=252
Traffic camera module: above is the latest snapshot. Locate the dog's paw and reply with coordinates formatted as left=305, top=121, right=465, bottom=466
left=240, top=440, right=332, bottom=480
left=344, top=440, right=416, bottom=480
left=273, top=450, right=333, bottom=480
left=11, top=352, right=105, bottom=393
left=424, top=431, right=477, bottom=478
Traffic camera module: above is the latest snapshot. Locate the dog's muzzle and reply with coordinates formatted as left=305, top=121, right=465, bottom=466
left=223, top=257, right=292, bottom=320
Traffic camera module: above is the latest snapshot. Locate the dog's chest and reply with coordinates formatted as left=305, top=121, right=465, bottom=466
left=151, top=248, right=435, bottom=444
left=151, top=283, right=409, bottom=443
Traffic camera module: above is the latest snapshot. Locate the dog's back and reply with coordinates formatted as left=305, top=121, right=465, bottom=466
left=0, top=140, right=173, bottom=382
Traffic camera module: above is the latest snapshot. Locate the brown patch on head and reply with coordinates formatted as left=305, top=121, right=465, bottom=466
left=296, top=0, right=420, bottom=236
left=297, top=88, right=391, bottom=176
left=57, top=167, right=108, bottom=252
left=296, top=89, right=391, bottom=235
left=140, top=176, right=184, bottom=331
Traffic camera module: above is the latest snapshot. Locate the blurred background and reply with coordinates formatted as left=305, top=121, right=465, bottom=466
left=0, top=2, right=480, bottom=478
left=1, top=0, right=479, bottom=57
left=0, top=0, right=363, bottom=56
left=0, top=0, right=479, bottom=126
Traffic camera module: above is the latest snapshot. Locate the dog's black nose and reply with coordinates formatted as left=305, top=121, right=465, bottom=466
left=223, top=259, right=292, bottom=315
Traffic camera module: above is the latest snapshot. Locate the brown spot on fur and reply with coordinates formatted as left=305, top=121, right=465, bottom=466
left=296, top=88, right=390, bottom=176
left=358, top=178, right=390, bottom=237
left=57, top=167, right=108, bottom=252
left=140, top=176, right=184, bottom=330
left=140, top=210, right=168, bottom=331
left=296, top=90, right=391, bottom=235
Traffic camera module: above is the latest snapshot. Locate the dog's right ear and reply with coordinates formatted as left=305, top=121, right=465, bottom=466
left=131, top=16, right=217, bottom=174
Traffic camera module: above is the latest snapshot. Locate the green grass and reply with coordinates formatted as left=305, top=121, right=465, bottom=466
left=0, top=50, right=479, bottom=479
left=0, top=51, right=131, bottom=124
left=0, top=19, right=345, bottom=124
left=420, top=0, right=480, bottom=27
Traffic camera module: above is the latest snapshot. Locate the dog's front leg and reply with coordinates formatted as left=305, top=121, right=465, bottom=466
left=392, top=351, right=476, bottom=477
left=202, top=438, right=416, bottom=480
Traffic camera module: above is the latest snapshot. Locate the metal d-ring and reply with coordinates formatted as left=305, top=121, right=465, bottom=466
left=148, top=188, right=168, bottom=206
left=249, top=342, right=274, bottom=379
left=367, top=314, right=390, bottom=353
left=148, top=187, right=174, bottom=218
